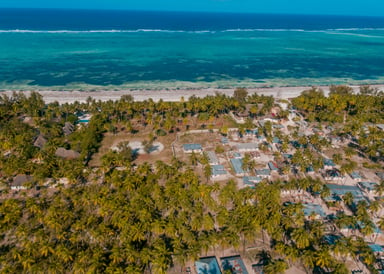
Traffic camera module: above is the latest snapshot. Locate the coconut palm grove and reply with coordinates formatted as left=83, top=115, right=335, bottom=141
left=0, top=86, right=384, bottom=273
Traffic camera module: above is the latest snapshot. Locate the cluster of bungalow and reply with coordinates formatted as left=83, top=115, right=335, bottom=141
left=183, top=125, right=281, bottom=187
left=195, top=255, right=249, bottom=274
left=183, top=144, right=229, bottom=179
left=184, top=111, right=384, bottom=272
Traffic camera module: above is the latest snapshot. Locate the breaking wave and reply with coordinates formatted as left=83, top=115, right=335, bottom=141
left=1, top=28, right=384, bottom=34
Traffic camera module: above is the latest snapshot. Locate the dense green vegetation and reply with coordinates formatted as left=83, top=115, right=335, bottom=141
left=1, top=163, right=373, bottom=273
left=292, top=85, right=384, bottom=160
left=0, top=90, right=273, bottom=182
left=292, top=85, right=383, bottom=124
left=0, top=87, right=383, bottom=273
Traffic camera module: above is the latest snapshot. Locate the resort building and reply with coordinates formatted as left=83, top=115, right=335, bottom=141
left=376, top=172, right=384, bottom=180
left=249, top=151, right=261, bottom=159
left=376, top=124, right=384, bottom=131
left=230, top=131, right=240, bottom=141
left=221, top=137, right=229, bottom=145
left=10, top=174, right=33, bottom=191
left=220, top=255, right=248, bottom=274
left=77, top=113, right=92, bottom=124
left=243, top=176, right=263, bottom=187
left=244, top=129, right=258, bottom=139
left=329, top=135, right=342, bottom=147
left=326, top=184, right=367, bottom=205
left=350, top=171, right=363, bottom=181
left=195, top=257, right=222, bottom=274
left=183, top=144, right=203, bottom=153
left=252, top=263, right=264, bottom=274
left=268, top=161, right=279, bottom=172
left=323, top=169, right=344, bottom=181
left=257, top=135, right=266, bottom=142
left=303, top=203, right=326, bottom=220
left=369, top=244, right=384, bottom=257
left=291, top=140, right=305, bottom=149
left=211, top=165, right=227, bottom=179
left=358, top=182, right=378, bottom=195
left=62, top=122, right=75, bottom=136
left=306, top=165, right=315, bottom=175
left=359, top=222, right=382, bottom=238
left=232, top=110, right=249, bottom=124
left=273, top=124, right=284, bottom=129
left=281, top=189, right=303, bottom=197
left=272, top=136, right=281, bottom=144
left=236, top=143, right=258, bottom=152
left=255, top=169, right=271, bottom=179
left=322, top=234, right=341, bottom=245
left=282, top=153, right=293, bottom=160
left=259, top=118, right=278, bottom=126
left=33, top=134, right=47, bottom=149
left=206, top=151, right=220, bottom=165
left=230, top=152, right=242, bottom=159
left=230, top=158, right=245, bottom=176
left=323, top=158, right=336, bottom=169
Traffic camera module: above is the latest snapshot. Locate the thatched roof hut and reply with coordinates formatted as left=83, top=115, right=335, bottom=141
left=33, top=134, right=47, bottom=149
left=11, top=174, right=33, bottom=190
left=62, top=122, right=75, bottom=136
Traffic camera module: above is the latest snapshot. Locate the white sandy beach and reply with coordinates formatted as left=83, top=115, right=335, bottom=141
left=1, top=85, right=384, bottom=104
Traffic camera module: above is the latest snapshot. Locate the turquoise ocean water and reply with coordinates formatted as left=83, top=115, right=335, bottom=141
left=0, top=9, right=384, bottom=90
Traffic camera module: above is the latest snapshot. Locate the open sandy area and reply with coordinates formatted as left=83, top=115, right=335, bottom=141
left=112, top=141, right=164, bottom=155
left=1, top=85, right=384, bottom=104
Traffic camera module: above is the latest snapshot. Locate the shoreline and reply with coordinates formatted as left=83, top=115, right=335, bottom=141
left=1, top=85, right=384, bottom=104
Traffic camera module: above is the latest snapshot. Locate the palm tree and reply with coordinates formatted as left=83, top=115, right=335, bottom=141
left=344, top=147, right=356, bottom=159
left=241, top=153, right=251, bottom=174
left=332, top=262, right=349, bottom=274
left=360, top=220, right=375, bottom=241
left=281, top=165, right=291, bottom=179
left=307, top=220, right=324, bottom=242
left=332, top=153, right=343, bottom=165
left=340, top=161, right=357, bottom=176
left=301, top=249, right=315, bottom=272
left=368, top=200, right=381, bottom=218
left=342, top=192, right=354, bottom=208
left=378, top=217, right=384, bottom=232
left=336, top=214, right=358, bottom=235
left=203, top=165, right=212, bottom=182
left=356, top=201, right=370, bottom=222
left=314, top=247, right=333, bottom=269
left=189, top=152, right=199, bottom=166
left=218, top=180, right=237, bottom=206
left=291, top=227, right=311, bottom=249
left=150, top=241, right=172, bottom=273
left=263, top=259, right=288, bottom=274
left=333, top=237, right=353, bottom=263
left=219, top=229, right=240, bottom=254
left=256, top=250, right=272, bottom=266
left=297, top=178, right=311, bottom=198
left=320, top=185, right=331, bottom=200
left=274, top=242, right=299, bottom=267
left=374, top=181, right=384, bottom=196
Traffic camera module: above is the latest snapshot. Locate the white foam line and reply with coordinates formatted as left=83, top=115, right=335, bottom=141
left=0, top=28, right=384, bottom=34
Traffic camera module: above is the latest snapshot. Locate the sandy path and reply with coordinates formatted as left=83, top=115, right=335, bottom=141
left=1, top=85, right=383, bottom=104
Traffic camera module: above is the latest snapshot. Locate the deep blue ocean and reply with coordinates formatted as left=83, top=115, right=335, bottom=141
left=1, top=9, right=384, bottom=90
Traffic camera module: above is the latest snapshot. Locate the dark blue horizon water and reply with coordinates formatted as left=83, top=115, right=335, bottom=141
left=1, top=8, right=384, bottom=31
left=1, top=9, right=384, bottom=90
